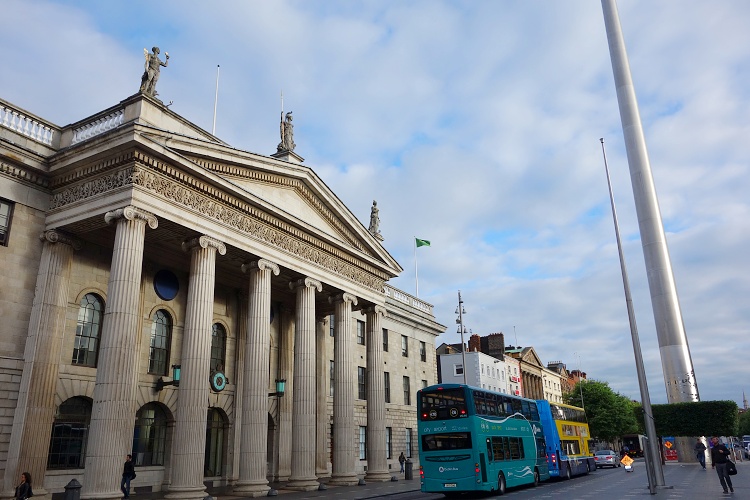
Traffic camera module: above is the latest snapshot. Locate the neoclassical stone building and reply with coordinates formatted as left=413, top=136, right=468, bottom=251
left=0, top=94, right=445, bottom=499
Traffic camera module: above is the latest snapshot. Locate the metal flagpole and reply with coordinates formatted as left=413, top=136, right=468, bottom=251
left=414, top=237, right=419, bottom=298
left=212, top=65, right=220, bottom=135
left=600, top=138, right=664, bottom=491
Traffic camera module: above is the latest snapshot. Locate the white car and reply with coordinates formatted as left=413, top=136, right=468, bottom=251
left=594, top=449, right=621, bottom=468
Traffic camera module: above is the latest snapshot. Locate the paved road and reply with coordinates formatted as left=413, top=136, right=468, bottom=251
left=114, top=459, right=748, bottom=500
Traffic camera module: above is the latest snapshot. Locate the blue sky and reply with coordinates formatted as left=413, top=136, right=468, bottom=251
left=3, top=0, right=749, bottom=408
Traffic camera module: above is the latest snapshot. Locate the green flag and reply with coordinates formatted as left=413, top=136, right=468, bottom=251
left=415, top=238, right=431, bottom=248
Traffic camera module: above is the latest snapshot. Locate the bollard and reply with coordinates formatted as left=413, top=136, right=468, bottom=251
left=404, top=459, right=414, bottom=480
left=64, top=479, right=82, bottom=500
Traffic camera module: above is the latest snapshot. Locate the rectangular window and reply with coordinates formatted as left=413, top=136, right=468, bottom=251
left=454, top=364, right=463, bottom=376
left=359, top=426, right=367, bottom=460
left=383, top=328, right=388, bottom=352
left=401, top=335, right=408, bottom=357
left=384, top=372, right=391, bottom=403
left=329, top=315, right=335, bottom=337
left=422, top=379, right=428, bottom=389
left=403, top=376, right=411, bottom=405
left=357, top=320, right=365, bottom=345
left=329, top=360, right=334, bottom=396
left=386, top=427, right=393, bottom=459
left=406, top=428, right=413, bottom=458
left=420, top=341, right=426, bottom=362
left=358, top=366, right=367, bottom=400
left=0, top=200, right=13, bottom=247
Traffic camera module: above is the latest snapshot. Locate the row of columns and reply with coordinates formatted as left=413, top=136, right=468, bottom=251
left=522, top=371, right=544, bottom=400
left=3, top=204, right=392, bottom=500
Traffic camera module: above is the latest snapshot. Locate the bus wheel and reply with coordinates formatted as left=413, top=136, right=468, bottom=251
left=565, top=464, right=572, bottom=480
left=533, top=468, right=540, bottom=487
left=497, top=472, right=507, bottom=495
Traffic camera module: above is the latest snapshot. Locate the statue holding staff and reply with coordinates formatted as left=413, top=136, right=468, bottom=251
left=140, top=46, right=169, bottom=97
left=277, top=111, right=296, bottom=152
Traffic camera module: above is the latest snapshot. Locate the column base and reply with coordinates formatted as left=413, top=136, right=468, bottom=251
left=365, top=470, right=392, bottom=482
left=80, top=490, right=125, bottom=500
left=233, top=480, right=270, bottom=497
left=164, top=485, right=208, bottom=499
left=328, top=473, right=360, bottom=486
left=285, top=477, right=320, bottom=491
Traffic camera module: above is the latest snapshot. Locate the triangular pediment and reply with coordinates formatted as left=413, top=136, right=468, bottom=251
left=520, top=347, right=544, bottom=369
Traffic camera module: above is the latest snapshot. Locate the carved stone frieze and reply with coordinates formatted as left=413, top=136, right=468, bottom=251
left=0, top=160, right=50, bottom=188
left=48, top=153, right=387, bottom=292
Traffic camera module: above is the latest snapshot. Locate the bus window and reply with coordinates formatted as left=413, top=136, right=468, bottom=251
left=521, top=400, right=530, bottom=418
left=509, top=437, right=525, bottom=459
left=529, top=402, right=540, bottom=421
left=419, top=388, right=468, bottom=420
left=486, top=438, right=493, bottom=460
left=491, top=436, right=507, bottom=461
left=562, top=439, right=580, bottom=455
left=421, top=432, right=472, bottom=451
left=536, top=437, right=547, bottom=459
left=511, top=398, right=522, bottom=414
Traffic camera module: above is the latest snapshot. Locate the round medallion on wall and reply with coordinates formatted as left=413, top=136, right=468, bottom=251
left=210, top=371, right=227, bottom=392
left=154, top=269, right=179, bottom=301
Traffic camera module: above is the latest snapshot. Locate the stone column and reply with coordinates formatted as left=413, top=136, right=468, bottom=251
left=287, top=278, right=322, bottom=491
left=2, top=230, right=81, bottom=499
left=275, top=307, right=294, bottom=482
left=328, top=293, right=358, bottom=486
left=364, top=306, right=390, bottom=482
left=166, top=236, right=226, bottom=499
left=315, top=316, right=330, bottom=478
left=233, top=259, right=279, bottom=497
left=82, top=206, right=157, bottom=499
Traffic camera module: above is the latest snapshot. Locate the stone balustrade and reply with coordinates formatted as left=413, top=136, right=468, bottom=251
left=71, top=108, right=124, bottom=145
left=384, top=285, right=433, bottom=314
left=0, top=103, right=57, bottom=146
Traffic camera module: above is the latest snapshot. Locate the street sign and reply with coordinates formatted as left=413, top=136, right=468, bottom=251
left=621, top=455, right=634, bottom=466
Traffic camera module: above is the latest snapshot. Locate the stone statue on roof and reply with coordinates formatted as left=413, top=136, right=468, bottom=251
left=140, top=46, right=169, bottom=97
left=277, top=111, right=296, bottom=152
left=368, top=200, right=384, bottom=241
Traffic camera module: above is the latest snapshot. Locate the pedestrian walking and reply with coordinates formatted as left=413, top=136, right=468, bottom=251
left=121, top=454, right=136, bottom=499
left=710, top=437, right=734, bottom=494
left=14, top=472, right=32, bottom=500
left=399, top=452, right=406, bottom=473
left=695, top=438, right=707, bottom=470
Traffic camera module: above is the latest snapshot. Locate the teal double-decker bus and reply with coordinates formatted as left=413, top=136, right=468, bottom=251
left=418, top=384, right=550, bottom=496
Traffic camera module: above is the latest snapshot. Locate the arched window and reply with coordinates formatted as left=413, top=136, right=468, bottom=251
left=204, top=408, right=227, bottom=476
left=132, top=403, right=167, bottom=466
left=48, top=397, right=91, bottom=469
left=149, top=310, right=172, bottom=375
left=210, top=323, right=227, bottom=373
left=72, top=293, right=104, bottom=366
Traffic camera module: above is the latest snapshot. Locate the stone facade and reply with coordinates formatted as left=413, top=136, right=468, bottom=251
left=0, top=95, right=445, bottom=498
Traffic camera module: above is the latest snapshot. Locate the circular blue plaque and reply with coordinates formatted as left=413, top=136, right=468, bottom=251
left=154, top=269, right=179, bottom=301
left=211, top=371, right=227, bottom=392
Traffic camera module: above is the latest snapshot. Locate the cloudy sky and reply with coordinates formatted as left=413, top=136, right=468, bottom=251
left=3, top=0, right=749, bottom=407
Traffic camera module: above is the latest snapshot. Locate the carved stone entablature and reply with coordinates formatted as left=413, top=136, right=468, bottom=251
left=40, top=229, right=83, bottom=250
left=50, top=151, right=137, bottom=189
left=187, top=155, right=365, bottom=253
left=0, top=160, right=50, bottom=189
left=49, top=153, right=388, bottom=292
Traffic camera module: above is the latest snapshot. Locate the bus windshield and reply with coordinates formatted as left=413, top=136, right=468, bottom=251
left=419, top=387, right=468, bottom=420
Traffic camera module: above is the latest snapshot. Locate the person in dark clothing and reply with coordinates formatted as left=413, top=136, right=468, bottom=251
left=14, top=472, right=32, bottom=500
left=121, top=454, right=136, bottom=499
left=399, top=452, right=406, bottom=473
left=695, top=438, right=707, bottom=470
left=710, top=437, right=734, bottom=494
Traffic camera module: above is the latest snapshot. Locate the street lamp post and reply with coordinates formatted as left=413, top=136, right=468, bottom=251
left=455, top=291, right=468, bottom=385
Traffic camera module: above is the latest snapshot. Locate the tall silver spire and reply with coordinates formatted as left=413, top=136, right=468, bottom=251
left=601, top=0, right=699, bottom=403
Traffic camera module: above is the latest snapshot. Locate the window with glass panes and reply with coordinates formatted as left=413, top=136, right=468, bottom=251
left=357, top=320, right=365, bottom=345
left=382, top=328, right=388, bottom=352
left=420, top=341, right=426, bottom=362
left=406, top=428, right=413, bottom=458
left=358, top=366, right=367, bottom=400
left=47, top=397, right=91, bottom=469
left=148, top=310, right=172, bottom=375
left=210, top=323, right=227, bottom=372
left=403, top=376, right=411, bottom=405
left=329, top=314, right=335, bottom=337
left=384, top=372, right=391, bottom=403
left=329, top=360, right=334, bottom=396
left=359, top=426, right=367, bottom=459
left=0, top=199, right=13, bottom=247
left=72, top=293, right=104, bottom=367
left=401, top=335, right=408, bottom=357
left=132, top=403, right=167, bottom=466
left=386, top=427, right=393, bottom=459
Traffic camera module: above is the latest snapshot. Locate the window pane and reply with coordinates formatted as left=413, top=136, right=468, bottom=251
left=132, top=403, right=168, bottom=466
left=149, top=310, right=172, bottom=375
left=210, top=323, right=227, bottom=372
left=47, top=397, right=91, bottom=469
left=72, top=294, right=104, bottom=367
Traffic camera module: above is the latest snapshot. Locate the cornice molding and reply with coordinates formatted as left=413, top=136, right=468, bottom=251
left=0, top=160, right=50, bottom=189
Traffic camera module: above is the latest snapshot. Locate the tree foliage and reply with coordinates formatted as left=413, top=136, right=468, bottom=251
left=564, top=380, right=639, bottom=442
left=635, top=401, right=739, bottom=437
left=739, top=410, right=750, bottom=437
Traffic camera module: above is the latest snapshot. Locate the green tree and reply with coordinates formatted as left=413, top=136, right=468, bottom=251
left=740, top=411, right=750, bottom=436
left=564, top=380, right=639, bottom=442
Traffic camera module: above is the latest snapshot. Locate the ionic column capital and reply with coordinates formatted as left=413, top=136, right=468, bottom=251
left=39, top=229, right=83, bottom=250
left=242, top=258, right=280, bottom=276
left=328, top=292, right=358, bottom=307
left=289, top=277, right=322, bottom=293
left=363, top=305, right=387, bottom=318
left=104, top=205, right=158, bottom=229
left=182, top=235, right=227, bottom=255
